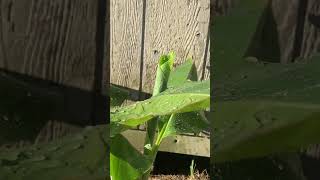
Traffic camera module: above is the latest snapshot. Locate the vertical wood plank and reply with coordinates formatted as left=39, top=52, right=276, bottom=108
left=0, top=0, right=99, bottom=143
left=300, top=0, right=320, bottom=59
left=203, top=39, right=210, bottom=80
left=103, top=0, right=110, bottom=96
left=110, top=0, right=144, bottom=95
left=0, top=0, right=98, bottom=90
left=271, top=0, right=300, bottom=63
left=266, top=0, right=320, bottom=62
left=200, top=1, right=211, bottom=81
left=142, top=0, right=210, bottom=93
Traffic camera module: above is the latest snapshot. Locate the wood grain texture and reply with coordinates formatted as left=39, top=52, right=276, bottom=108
left=122, top=129, right=210, bottom=157
left=110, top=0, right=144, bottom=94
left=266, top=0, right=320, bottom=61
left=34, top=120, right=81, bottom=144
left=0, top=0, right=99, bottom=144
left=142, top=0, right=210, bottom=93
left=102, top=0, right=110, bottom=96
left=300, top=0, right=320, bottom=59
left=0, top=0, right=98, bottom=90
left=271, top=0, right=300, bottom=63
left=203, top=38, right=210, bottom=80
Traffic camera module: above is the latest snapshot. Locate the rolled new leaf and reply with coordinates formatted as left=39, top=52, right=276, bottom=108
left=145, top=52, right=175, bottom=154
left=152, top=51, right=175, bottom=96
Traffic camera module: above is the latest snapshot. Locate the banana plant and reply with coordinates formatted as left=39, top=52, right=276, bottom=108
left=110, top=52, right=210, bottom=180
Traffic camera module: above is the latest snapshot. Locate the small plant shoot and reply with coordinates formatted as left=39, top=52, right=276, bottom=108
left=110, top=52, right=210, bottom=180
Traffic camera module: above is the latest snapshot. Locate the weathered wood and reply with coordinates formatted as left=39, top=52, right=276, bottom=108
left=0, top=0, right=100, bottom=144
left=122, top=129, right=210, bottom=157
left=271, top=0, right=320, bottom=61
left=244, top=0, right=319, bottom=63
left=109, top=0, right=210, bottom=96
left=142, top=0, right=210, bottom=93
left=271, top=0, right=300, bottom=63
left=0, top=0, right=98, bottom=90
left=34, top=120, right=81, bottom=145
left=109, top=0, right=210, bottom=133
left=300, top=0, right=320, bottom=59
left=203, top=38, right=210, bottom=80
left=110, top=0, right=144, bottom=97
left=103, top=0, right=110, bottom=96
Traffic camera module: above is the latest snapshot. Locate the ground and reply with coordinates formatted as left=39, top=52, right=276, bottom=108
left=151, top=171, right=209, bottom=180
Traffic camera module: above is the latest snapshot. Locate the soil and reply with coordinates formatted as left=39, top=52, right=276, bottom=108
left=150, top=171, right=209, bottom=180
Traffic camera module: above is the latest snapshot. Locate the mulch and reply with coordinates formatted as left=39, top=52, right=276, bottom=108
left=150, top=171, right=209, bottom=180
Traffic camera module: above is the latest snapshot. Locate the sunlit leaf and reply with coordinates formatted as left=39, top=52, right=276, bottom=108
left=152, top=51, right=175, bottom=96
left=110, top=81, right=210, bottom=136
left=168, top=58, right=197, bottom=87
left=110, top=134, right=151, bottom=180
left=146, top=51, right=175, bottom=154
left=160, top=112, right=208, bottom=139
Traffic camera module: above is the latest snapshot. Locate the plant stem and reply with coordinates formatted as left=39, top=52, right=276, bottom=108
left=141, top=114, right=174, bottom=179
left=144, top=53, right=174, bottom=155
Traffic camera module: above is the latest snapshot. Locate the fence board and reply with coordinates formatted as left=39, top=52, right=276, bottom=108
left=122, top=129, right=210, bottom=157
left=142, top=0, right=210, bottom=93
left=271, top=0, right=300, bottom=63
left=0, top=0, right=98, bottom=90
left=203, top=39, right=210, bottom=80
left=0, top=0, right=99, bottom=144
left=110, top=0, right=144, bottom=96
left=300, top=0, right=320, bottom=59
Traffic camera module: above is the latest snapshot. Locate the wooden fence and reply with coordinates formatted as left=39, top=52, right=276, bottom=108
left=0, top=0, right=107, bottom=145
left=110, top=0, right=210, bottom=99
left=0, top=0, right=100, bottom=92
left=110, top=0, right=211, bottom=157
left=215, top=0, right=320, bottom=63
left=0, top=0, right=210, bottom=150
left=213, top=0, right=320, bottom=161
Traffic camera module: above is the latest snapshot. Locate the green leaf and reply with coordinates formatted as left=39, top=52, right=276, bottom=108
left=162, top=80, right=210, bottom=95
left=160, top=59, right=205, bottom=139
left=155, top=111, right=208, bottom=150
left=168, top=58, right=197, bottom=88
left=0, top=125, right=108, bottom=180
left=110, top=134, right=151, bottom=180
left=160, top=112, right=209, bottom=138
left=213, top=56, right=320, bottom=163
left=110, top=80, right=210, bottom=136
left=146, top=52, right=175, bottom=154
left=110, top=85, right=129, bottom=107
left=152, top=51, right=175, bottom=96
left=213, top=100, right=320, bottom=163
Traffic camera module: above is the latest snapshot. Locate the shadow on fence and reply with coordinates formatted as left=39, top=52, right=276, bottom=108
left=0, top=68, right=108, bottom=146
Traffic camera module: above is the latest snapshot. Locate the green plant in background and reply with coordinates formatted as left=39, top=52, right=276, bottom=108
left=212, top=0, right=320, bottom=179
left=110, top=52, right=210, bottom=180
left=0, top=125, right=108, bottom=180
left=189, top=159, right=196, bottom=178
